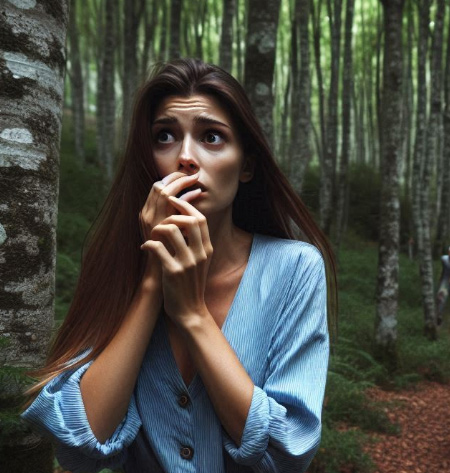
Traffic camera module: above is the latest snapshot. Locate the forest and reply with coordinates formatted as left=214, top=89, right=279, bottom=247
left=1, top=0, right=450, bottom=472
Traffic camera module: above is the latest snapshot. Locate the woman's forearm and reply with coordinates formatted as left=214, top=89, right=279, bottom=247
left=80, top=283, right=162, bottom=443
left=180, top=312, right=254, bottom=446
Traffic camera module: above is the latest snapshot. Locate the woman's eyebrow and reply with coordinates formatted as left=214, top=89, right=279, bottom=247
left=152, top=115, right=231, bottom=129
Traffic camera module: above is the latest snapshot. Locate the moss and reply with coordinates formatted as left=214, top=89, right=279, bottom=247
left=0, top=57, right=34, bottom=100
left=0, top=14, right=65, bottom=69
left=40, top=0, right=67, bottom=23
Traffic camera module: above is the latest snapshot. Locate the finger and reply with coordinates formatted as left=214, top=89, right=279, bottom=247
left=141, top=240, right=178, bottom=271
left=159, top=172, right=200, bottom=199
left=151, top=223, right=192, bottom=262
left=168, top=197, right=213, bottom=256
left=159, top=215, right=204, bottom=254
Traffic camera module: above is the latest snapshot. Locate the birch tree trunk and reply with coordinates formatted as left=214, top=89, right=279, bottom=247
left=68, top=0, right=85, bottom=161
left=320, top=0, right=342, bottom=235
left=219, top=0, right=234, bottom=73
left=97, top=0, right=116, bottom=181
left=419, top=0, right=445, bottom=339
left=374, top=0, right=405, bottom=366
left=411, top=0, right=430, bottom=260
left=336, top=0, right=355, bottom=249
left=435, top=8, right=450, bottom=259
left=0, top=1, right=68, bottom=470
left=289, top=0, right=311, bottom=192
left=244, top=0, right=281, bottom=147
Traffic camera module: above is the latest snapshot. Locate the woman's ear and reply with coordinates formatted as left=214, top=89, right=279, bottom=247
left=239, top=157, right=255, bottom=183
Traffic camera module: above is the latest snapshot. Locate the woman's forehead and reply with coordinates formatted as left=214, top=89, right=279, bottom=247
left=153, top=94, right=232, bottom=124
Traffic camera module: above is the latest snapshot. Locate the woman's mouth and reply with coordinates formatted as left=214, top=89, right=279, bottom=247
left=176, top=184, right=206, bottom=198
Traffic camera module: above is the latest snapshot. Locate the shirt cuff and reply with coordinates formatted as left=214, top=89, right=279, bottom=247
left=22, top=361, right=142, bottom=460
left=223, top=385, right=287, bottom=466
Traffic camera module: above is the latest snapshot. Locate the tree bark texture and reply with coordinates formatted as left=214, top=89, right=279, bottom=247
left=435, top=7, right=450, bottom=260
left=0, top=0, right=68, bottom=470
left=170, top=0, right=182, bottom=59
left=68, top=0, right=85, bottom=161
left=219, top=0, right=234, bottom=73
left=319, top=0, right=342, bottom=235
left=244, top=0, right=281, bottom=148
left=336, top=0, right=355, bottom=249
left=419, top=0, right=445, bottom=338
left=374, top=0, right=405, bottom=365
left=122, top=0, right=141, bottom=148
left=411, top=0, right=430, bottom=258
left=97, top=0, right=116, bottom=180
left=288, top=0, right=311, bottom=193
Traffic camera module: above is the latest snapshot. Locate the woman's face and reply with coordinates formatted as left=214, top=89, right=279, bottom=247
left=151, top=94, right=251, bottom=218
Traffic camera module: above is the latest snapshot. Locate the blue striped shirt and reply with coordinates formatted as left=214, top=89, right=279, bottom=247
left=22, top=234, right=329, bottom=473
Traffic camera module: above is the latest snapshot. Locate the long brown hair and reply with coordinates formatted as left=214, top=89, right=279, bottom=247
left=28, top=58, right=337, bottom=395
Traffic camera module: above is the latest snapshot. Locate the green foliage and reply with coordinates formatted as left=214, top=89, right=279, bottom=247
left=309, top=424, right=375, bottom=473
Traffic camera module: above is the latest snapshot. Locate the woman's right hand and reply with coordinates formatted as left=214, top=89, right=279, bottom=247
left=139, top=171, right=201, bottom=289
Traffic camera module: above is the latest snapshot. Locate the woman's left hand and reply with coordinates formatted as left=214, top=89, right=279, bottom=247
left=140, top=195, right=213, bottom=327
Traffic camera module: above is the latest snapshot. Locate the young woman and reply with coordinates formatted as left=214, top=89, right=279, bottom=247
left=23, top=58, right=337, bottom=473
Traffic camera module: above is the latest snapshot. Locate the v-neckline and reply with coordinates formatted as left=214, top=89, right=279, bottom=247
left=163, top=234, right=259, bottom=393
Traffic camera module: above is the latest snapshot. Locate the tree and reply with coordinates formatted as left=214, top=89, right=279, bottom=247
left=219, top=0, right=235, bottom=73
left=374, top=0, right=405, bottom=366
left=336, top=0, right=355, bottom=249
left=0, top=1, right=69, bottom=471
left=244, top=0, right=282, bottom=146
left=97, top=0, right=117, bottom=180
left=68, top=0, right=85, bottom=160
left=288, top=0, right=312, bottom=192
left=320, top=0, right=343, bottom=235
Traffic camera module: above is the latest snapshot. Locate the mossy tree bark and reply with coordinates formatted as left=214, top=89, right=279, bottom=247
left=219, top=0, right=235, bottom=73
left=244, top=0, right=281, bottom=148
left=288, top=0, right=312, bottom=194
left=374, top=0, right=405, bottom=368
left=0, top=1, right=68, bottom=471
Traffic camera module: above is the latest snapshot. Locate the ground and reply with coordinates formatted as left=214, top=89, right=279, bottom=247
left=365, top=382, right=450, bottom=473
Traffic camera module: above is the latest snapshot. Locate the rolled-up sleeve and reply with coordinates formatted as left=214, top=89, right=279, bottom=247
left=21, top=359, right=142, bottom=473
left=224, top=248, right=329, bottom=472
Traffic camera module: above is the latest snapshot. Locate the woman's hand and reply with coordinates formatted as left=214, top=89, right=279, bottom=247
left=139, top=172, right=201, bottom=289
left=140, top=195, right=213, bottom=327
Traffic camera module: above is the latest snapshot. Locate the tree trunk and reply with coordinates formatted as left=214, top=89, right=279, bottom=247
left=435, top=7, right=450, bottom=260
left=311, top=0, right=326, bottom=168
left=220, top=0, right=234, bottom=73
left=419, top=0, right=445, bottom=339
left=0, top=1, right=68, bottom=470
left=68, top=0, right=85, bottom=161
left=170, top=0, right=182, bottom=59
left=336, top=0, right=355, bottom=250
left=122, top=0, right=142, bottom=148
left=289, top=0, right=311, bottom=192
left=97, top=0, right=116, bottom=181
left=374, top=0, right=405, bottom=368
left=244, top=0, right=282, bottom=147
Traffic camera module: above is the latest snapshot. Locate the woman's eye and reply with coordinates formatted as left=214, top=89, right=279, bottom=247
left=203, top=131, right=224, bottom=145
left=156, top=131, right=175, bottom=143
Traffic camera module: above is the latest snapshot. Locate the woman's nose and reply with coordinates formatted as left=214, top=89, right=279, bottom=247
left=177, top=138, right=199, bottom=174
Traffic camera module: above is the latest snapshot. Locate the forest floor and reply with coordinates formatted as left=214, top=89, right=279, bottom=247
left=362, top=381, right=450, bottom=473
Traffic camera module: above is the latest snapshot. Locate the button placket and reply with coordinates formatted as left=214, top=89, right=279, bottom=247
left=178, top=393, right=189, bottom=408
left=180, top=446, right=194, bottom=460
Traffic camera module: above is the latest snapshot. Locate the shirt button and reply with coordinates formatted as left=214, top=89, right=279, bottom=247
left=178, top=394, right=189, bottom=408
left=180, top=446, right=194, bottom=460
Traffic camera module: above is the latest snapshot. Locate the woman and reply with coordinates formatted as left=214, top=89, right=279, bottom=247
left=23, top=58, right=337, bottom=473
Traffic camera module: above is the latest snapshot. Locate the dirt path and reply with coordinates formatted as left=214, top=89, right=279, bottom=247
left=364, top=382, right=450, bottom=473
